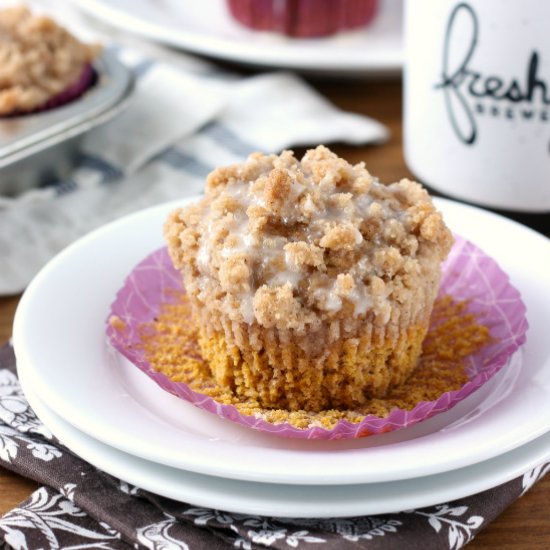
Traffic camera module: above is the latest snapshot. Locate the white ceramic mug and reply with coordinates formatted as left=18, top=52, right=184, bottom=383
left=404, top=0, right=550, bottom=213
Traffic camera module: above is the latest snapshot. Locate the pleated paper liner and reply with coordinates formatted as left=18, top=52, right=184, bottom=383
left=3, top=64, right=97, bottom=117
left=106, top=235, right=528, bottom=440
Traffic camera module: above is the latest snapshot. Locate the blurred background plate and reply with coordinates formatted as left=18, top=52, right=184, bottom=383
left=71, top=0, right=403, bottom=76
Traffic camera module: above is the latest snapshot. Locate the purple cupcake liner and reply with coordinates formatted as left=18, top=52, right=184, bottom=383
left=3, top=63, right=96, bottom=118
left=40, top=63, right=97, bottom=111
left=106, top=235, right=528, bottom=440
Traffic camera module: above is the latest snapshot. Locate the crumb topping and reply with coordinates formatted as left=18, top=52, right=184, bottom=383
left=108, top=315, right=126, bottom=332
left=0, top=6, right=100, bottom=115
left=165, top=146, right=453, bottom=331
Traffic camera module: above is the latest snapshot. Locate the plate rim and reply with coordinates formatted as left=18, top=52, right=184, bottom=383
left=19, top=367, right=550, bottom=517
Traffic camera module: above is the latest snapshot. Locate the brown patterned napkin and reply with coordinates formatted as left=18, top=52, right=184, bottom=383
left=0, top=343, right=548, bottom=550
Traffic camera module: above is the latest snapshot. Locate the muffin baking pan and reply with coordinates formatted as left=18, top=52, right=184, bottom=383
left=0, top=49, right=134, bottom=196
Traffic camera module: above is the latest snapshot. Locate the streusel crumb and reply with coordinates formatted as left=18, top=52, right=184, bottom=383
left=108, top=315, right=126, bottom=332
left=165, top=146, right=453, bottom=330
left=0, top=6, right=100, bottom=115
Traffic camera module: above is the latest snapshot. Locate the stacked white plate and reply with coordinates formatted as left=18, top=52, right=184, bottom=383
left=13, top=197, right=550, bottom=518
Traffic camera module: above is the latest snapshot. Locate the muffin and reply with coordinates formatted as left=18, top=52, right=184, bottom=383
left=227, top=0, right=378, bottom=38
left=164, top=146, right=453, bottom=412
left=0, top=6, right=100, bottom=117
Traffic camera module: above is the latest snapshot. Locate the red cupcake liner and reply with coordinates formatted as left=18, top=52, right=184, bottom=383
left=227, top=0, right=379, bottom=37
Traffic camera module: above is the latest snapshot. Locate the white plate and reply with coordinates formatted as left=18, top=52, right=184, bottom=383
left=13, top=197, right=550, bottom=485
left=19, top=368, right=550, bottom=517
left=72, top=0, right=403, bottom=75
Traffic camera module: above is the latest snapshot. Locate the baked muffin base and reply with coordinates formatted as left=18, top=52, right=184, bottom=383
left=124, top=292, right=493, bottom=431
left=200, top=324, right=429, bottom=412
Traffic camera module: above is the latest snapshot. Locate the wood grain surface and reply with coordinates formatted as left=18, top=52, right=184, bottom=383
left=1, top=79, right=548, bottom=548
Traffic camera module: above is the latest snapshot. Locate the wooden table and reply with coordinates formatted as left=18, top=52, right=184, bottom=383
left=1, top=78, right=549, bottom=548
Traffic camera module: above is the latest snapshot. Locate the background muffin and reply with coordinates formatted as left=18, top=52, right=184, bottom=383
left=0, top=6, right=100, bottom=116
left=165, top=146, right=453, bottom=411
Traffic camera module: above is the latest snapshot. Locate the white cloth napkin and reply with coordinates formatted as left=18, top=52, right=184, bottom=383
left=0, top=2, right=388, bottom=295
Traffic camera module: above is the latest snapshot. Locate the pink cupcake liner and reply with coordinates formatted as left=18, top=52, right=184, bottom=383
left=106, top=235, right=528, bottom=440
left=227, top=0, right=379, bottom=37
